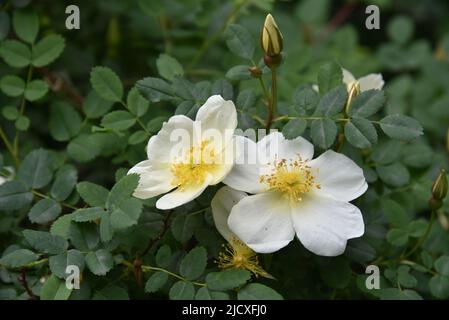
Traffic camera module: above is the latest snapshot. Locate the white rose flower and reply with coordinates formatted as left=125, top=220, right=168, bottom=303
left=128, top=95, right=237, bottom=210
left=313, top=68, right=384, bottom=93
left=223, top=132, right=367, bottom=256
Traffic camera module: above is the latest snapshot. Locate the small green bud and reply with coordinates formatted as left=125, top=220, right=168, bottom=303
left=261, top=14, right=283, bottom=57
left=432, top=169, right=448, bottom=201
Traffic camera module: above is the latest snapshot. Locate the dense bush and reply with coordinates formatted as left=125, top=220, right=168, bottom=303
left=1, top=0, right=449, bottom=300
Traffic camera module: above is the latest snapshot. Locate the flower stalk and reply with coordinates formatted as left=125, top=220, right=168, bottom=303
left=266, top=67, right=278, bottom=130
left=260, top=14, right=283, bottom=131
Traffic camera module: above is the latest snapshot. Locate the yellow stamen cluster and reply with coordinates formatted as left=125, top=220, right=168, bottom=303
left=260, top=157, right=320, bottom=202
left=217, top=237, right=273, bottom=279
left=171, top=140, right=217, bottom=190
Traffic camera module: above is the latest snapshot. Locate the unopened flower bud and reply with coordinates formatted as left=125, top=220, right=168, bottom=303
left=261, top=14, right=283, bottom=58
left=432, top=169, right=448, bottom=201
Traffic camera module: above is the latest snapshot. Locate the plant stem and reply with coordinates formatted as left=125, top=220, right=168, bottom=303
left=0, top=126, right=19, bottom=166
left=26, top=258, right=49, bottom=268
left=121, top=260, right=206, bottom=287
left=402, top=210, right=436, bottom=259
left=273, top=115, right=349, bottom=122
left=142, top=265, right=206, bottom=287
left=265, top=67, right=277, bottom=130
left=32, top=190, right=79, bottom=210
left=0, top=258, right=48, bottom=269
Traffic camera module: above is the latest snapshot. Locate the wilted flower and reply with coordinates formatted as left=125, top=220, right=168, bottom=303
left=211, top=186, right=273, bottom=278
left=342, top=68, right=384, bottom=92
left=223, top=132, right=367, bottom=256
left=313, top=68, right=384, bottom=93
left=128, top=95, right=237, bottom=210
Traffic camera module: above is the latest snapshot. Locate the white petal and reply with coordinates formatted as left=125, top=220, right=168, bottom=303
left=146, top=115, right=195, bottom=163
left=211, top=186, right=247, bottom=242
left=310, top=150, right=367, bottom=202
left=156, top=174, right=213, bottom=210
left=228, top=192, right=295, bottom=253
left=257, top=132, right=314, bottom=164
left=223, top=136, right=265, bottom=193
left=210, top=163, right=234, bottom=186
left=342, top=68, right=356, bottom=87
left=128, top=160, right=174, bottom=199
left=195, top=95, right=237, bottom=136
left=358, top=73, right=385, bottom=91
left=312, top=84, right=319, bottom=93
left=292, top=193, right=364, bottom=256
left=207, top=135, right=237, bottom=185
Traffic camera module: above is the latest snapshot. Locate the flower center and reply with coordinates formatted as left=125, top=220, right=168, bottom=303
left=260, top=157, right=320, bottom=202
left=171, top=140, right=217, bottom=190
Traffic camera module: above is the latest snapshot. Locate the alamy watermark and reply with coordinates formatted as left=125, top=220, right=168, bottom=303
left=65, top=265, right=80, bottom=289
left=365, top=265, right=380, bottom=290
left=365, top=5, right=380, bottom=30
left=65, top=5, right=80, bottom=30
